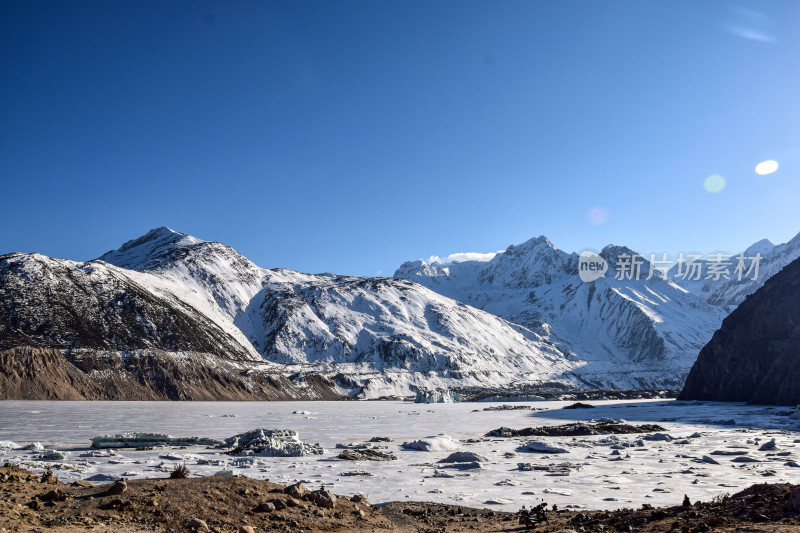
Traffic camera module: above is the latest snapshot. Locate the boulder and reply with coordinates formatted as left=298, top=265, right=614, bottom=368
left=437, top=451, right=488, bottom=463
left=285, top=482, right=308, bottom=499
left=789, top=490, right=800, bottom=513
left=309, top=489, right=337, bottom=509
left=105, top=480, right=127, bottom=496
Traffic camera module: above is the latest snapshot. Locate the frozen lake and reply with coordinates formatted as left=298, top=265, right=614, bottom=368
left=1, top=399, right=799, bottom=512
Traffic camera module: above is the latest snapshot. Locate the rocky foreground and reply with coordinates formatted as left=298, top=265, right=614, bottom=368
left=2, top=464, right=800, bottom=533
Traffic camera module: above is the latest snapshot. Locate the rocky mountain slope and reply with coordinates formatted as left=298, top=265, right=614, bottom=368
left=0, top=249, right=341, bottom=400
left=679, top=255, right=800, bottom=405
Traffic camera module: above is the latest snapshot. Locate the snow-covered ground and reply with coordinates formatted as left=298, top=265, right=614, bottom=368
left=1, top=400, right=798, bottom=512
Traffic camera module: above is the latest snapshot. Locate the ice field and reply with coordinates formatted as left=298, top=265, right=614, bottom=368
left=1, top=399, right=799, bottom=512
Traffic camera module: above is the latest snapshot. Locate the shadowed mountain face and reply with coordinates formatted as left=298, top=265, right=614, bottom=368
left=0, top=252, right=255, bottom=359
left=679, top=256, right=800, bottom=405
left=0, top=251, right=343, bottom=400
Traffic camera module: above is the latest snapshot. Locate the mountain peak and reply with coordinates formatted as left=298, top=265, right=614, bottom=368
left=508, top=235, right=553, bottom=253
left=744, top=238, right=775, bottom=257
left=97, top=227, right=206, bottom=270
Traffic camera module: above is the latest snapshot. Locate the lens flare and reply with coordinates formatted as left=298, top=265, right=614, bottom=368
left=703, top=175, right=726, bottom=193
left=586, top=207, right=610, bottom=225
left=755, top=160, right=779, bottom=175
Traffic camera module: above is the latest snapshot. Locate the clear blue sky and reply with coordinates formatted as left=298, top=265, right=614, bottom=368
left=2, top=0, right=799, bottom=275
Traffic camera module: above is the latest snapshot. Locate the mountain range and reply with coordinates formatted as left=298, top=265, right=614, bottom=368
left=1, top=227, right=798, bottom=400
left=394, top=232, right=800, bottom=390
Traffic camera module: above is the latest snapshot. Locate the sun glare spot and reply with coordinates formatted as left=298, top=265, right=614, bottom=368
left=755, top=160, right=779, bottom=175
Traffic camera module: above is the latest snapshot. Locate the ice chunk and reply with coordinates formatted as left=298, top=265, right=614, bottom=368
left=414, top=389, right=463, bottom=403
left=35, top=450, right=68, bottom=461
left=0, top=441, right=21, bottom=450
left=543, top=487, right=573, bottom=496
left=79, top=450, right=117, bottom=458
left=402, top=434, right=458, bottom=452
left=522, top=441, right=568, bottom=454
left=91, top=433, right=221, bottom=449
left=223, top=428, right=323, bottom=457
left=644, top=433, right=674, bottom=441
left=484, top=497, right=515, bottom=504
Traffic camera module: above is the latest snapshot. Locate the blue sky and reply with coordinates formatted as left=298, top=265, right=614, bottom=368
left=2, top=0, right=799, bottom=275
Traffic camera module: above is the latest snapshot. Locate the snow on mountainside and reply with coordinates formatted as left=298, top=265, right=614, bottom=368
left=94, top=228, right=583, bottom=396
left=394, top=233, right=800, bottom=388
left=99, top=227, right=267, bottom=356
left=247, top=270, right=580, bottom=394
left=688, top=233, right=800, bottom=309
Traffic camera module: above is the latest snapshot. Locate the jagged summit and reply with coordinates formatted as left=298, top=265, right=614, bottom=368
left=507, top=235, right=553, bottom=252
left=98, top=227, right=207, bottom=270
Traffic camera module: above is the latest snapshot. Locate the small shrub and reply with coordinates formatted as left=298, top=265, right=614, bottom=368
left=170, top=463, right=189, bottom=479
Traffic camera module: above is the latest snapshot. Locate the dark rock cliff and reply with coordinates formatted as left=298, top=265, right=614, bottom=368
left=679, top=257, right=800, bottom=405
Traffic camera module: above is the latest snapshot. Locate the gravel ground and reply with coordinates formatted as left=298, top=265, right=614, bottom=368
left=2, top=463, right=800, bottom=533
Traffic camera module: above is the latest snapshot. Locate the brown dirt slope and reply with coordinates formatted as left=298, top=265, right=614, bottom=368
left=0, top=347, right=344, bottom=401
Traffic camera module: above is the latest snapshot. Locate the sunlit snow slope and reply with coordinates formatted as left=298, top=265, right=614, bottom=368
left=395, top=233, right=800, bottom=388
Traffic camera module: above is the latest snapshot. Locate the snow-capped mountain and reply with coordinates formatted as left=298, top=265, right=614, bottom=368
left=0, top=248, right=341, bottom=400
left=96, top=228, right=584, bottom=396
left=394, top=231, right=800, bottom=388
left=0, top=228, right=587, bottom=399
